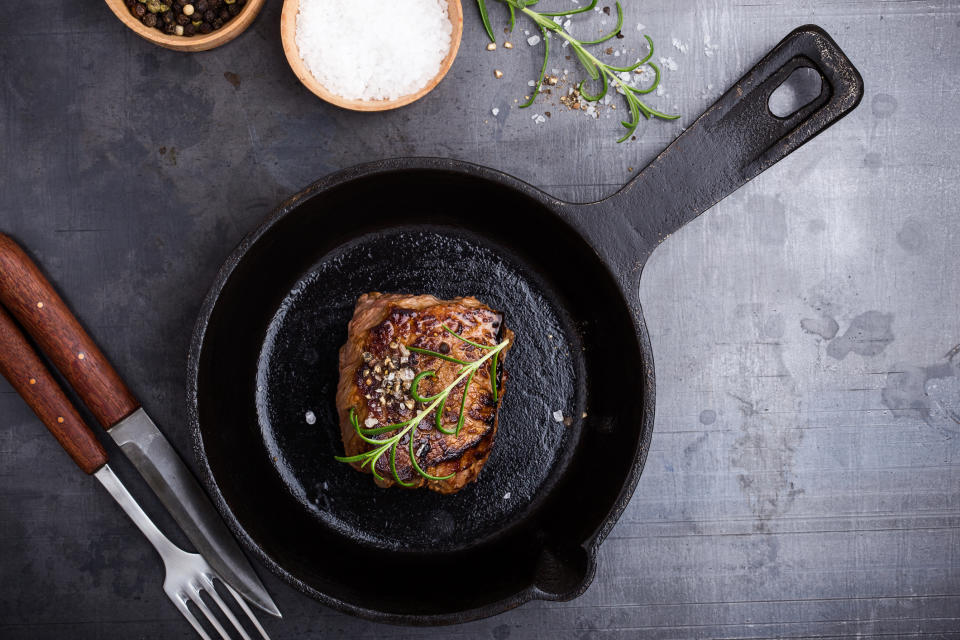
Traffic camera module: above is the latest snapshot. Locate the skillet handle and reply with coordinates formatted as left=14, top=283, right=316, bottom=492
left=0, top=234, right=140, bottom=429
left=616, top=25, right=863, bottom=248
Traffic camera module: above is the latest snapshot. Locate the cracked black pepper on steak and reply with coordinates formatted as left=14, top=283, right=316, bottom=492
left=124, top=0, right=246, bottom=37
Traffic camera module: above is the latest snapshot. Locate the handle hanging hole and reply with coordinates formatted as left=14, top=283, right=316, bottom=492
left=768, top=66, right=823, bottom=118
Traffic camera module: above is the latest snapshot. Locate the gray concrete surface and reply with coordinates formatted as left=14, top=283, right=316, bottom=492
left=2, top=0, right=959, bottom=638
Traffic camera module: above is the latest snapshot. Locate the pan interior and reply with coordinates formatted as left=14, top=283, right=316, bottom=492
left=256, top=227, right=582, bottom=552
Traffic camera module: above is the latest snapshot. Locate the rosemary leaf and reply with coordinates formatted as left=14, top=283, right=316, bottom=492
left=477, top=0, right=496, bottom=42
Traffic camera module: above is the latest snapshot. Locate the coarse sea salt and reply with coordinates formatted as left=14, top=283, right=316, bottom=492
left=296, top=0, right=452, bottom=101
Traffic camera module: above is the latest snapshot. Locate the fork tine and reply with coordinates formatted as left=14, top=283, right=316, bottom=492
left=189, top=582, right=233, bottom=640
left=222, top=579, right=272, bottom=640
left=201, top=573, right=252, bottom=640
left=169, top=591, right=214, bottom=640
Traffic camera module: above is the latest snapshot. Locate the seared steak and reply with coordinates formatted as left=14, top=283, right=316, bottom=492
left=336, top=293, right=513, bottom=493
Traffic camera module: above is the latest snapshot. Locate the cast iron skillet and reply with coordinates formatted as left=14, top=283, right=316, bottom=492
left=188, top=26, right=863, bottom=625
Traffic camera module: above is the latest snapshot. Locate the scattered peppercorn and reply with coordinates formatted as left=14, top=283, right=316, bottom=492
left=126, top=0, right=243, bottom=36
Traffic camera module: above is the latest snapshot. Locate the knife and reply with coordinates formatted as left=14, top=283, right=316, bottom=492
left=0, top=233, right=280, bottom=618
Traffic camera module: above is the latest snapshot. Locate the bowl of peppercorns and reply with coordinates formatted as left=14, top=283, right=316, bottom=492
left=104, top=0, right=265, bottom=51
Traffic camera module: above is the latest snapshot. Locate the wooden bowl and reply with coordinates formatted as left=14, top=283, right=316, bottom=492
left=103, top=0, right=266, bottom=52
left=280, top=0, right=463, bottom=111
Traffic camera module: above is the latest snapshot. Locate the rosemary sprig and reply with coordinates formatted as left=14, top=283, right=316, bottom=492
left=478, top=0, right=679, bottom=142
left=335, top=327, right=509, bottom=486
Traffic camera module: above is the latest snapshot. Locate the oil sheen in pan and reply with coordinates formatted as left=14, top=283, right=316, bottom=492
left=255, top=227, right=584, bottom=552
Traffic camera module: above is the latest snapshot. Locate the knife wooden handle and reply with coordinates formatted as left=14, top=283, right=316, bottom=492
left=0, top=305, right=108, bottom=474
left=0, top=234, right=140, bottom=429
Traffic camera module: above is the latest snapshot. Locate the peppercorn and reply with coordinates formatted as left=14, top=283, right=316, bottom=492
left=126, top=0, right=241, bottom=37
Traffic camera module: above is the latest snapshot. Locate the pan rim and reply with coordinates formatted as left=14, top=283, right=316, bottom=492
left=186, top=157, right=657, bottom=625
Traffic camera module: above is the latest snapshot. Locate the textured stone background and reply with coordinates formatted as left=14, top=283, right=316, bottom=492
left=1, top=0, right=959, bottom=638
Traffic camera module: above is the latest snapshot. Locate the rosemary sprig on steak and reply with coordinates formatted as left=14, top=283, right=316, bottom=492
left=335, top=326, right=510, bottom=486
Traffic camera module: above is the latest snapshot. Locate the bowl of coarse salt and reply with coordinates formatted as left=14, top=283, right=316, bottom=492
left=281, top=0, right=463, bottom=111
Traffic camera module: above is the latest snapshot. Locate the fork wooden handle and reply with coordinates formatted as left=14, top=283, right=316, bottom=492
left=0, top=305, right=108, bottom=474
left=0, top=234, right=139, bottom=429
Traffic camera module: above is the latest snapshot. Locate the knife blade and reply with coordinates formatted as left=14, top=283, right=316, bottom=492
left=0, top=233, right=281, bottom=618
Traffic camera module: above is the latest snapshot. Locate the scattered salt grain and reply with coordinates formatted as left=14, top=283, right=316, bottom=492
left=305, top=411, right=316, bottom=425
left=671, top=37, right=689, bottom=54
left=503, top=492, right=511, bottom=499
left=527, top=34, right=541, bottom=46
left=528, top=79, right=537, bottom=86
left=491, top=107, right=499, bottom=116
left=295, top=0, right=453, bottom=101
left=364, top=417, right=379, bottom=428
left=552, top=410, right=564, bottom=422
left=659, top=56, right=678, bottom=71
left=703, top=33, right=720, bottom=57
left=635, top=22, right=646, bottom=31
